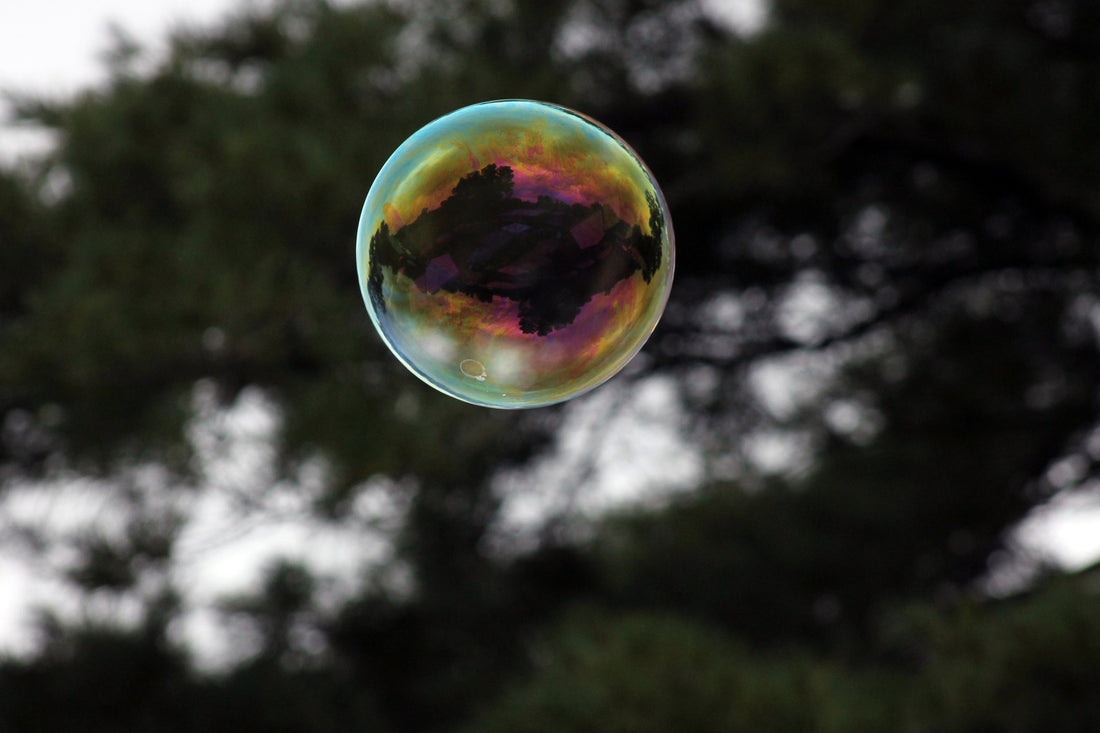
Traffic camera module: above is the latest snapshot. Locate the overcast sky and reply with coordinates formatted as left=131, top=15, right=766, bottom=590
left=0, top=0, right=247, bottom=94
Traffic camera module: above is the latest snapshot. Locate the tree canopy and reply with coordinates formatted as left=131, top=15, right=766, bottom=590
left=1, top=0, right=1099, bottom=730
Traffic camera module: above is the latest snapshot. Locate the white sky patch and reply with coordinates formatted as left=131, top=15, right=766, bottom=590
left=1015, top=486, right=1100, bottom=571
left=777, top=272, right=875, bottom=346
left=824, top=398, right=882, bottom=445
left=0, top=468, right=178, bottom=655
left=0, top=384, right=401, bottom=670
left=0, top=0, right=250, bottom=163
left=700, top=291, right=745, bottom=330
left=491, top=375, right=703, bottom=548
left=749, top=351, right=839, bottom=421
left=0, top=0, right=251, bottom=96
left=0, top=554, right=78, bottom=657
left=701, top=0, right=768, bottom=35
left=172, top=387, right=401, bottom=670
left=0, top=0, right=377, bottom=164
left=742, top=429, right=815, bottom=477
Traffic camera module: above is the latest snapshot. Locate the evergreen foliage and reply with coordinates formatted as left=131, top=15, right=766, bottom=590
left=2, top=0, right=1099, bottom=729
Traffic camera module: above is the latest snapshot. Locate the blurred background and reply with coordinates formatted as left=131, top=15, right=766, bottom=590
left=2, top=0, right=1100, bottom=730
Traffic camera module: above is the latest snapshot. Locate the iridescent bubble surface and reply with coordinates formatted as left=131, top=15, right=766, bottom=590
left=357, top=100, right=674, bottom=408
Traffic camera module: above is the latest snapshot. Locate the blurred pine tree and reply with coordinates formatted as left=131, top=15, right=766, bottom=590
left=1, top=0, right=1099, bottom=730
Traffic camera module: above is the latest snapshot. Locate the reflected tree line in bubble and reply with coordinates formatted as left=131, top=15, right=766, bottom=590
left=1, top=0, right=1100, bottom=731
left=368, top=162, right=664, bottom=335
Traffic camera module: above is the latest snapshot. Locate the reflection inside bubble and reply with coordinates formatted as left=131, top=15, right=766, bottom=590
left=357, top=100, right=674, bottom=408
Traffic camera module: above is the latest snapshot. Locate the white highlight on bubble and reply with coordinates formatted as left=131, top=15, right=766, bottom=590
left=419, top=328, right=457, bottom=362
left=486, top=344, right=535, bottom=388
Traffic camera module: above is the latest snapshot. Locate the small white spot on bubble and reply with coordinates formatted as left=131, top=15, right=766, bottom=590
left=460, top=359, right=487, bottom=381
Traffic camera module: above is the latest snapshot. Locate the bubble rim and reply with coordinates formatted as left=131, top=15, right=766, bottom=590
left=356, top=99, right=675, bottom=409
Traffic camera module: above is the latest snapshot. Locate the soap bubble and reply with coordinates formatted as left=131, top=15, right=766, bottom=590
left=357, top=100, right=674, bottom=408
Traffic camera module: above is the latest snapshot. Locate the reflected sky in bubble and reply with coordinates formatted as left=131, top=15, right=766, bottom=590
left=357, top=100, right=674, bottom=408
